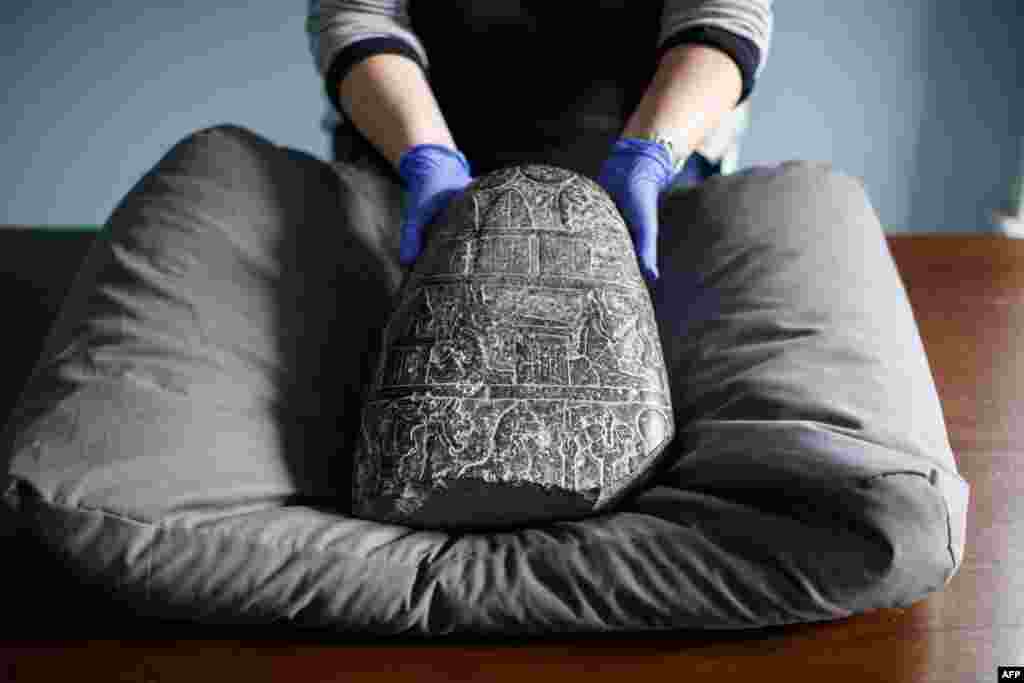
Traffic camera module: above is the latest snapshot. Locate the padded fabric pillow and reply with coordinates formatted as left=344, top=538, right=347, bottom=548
left=1, top=125, right=969, bottom=636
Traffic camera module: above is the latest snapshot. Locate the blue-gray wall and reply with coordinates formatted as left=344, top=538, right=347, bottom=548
left=2, top=2, right=1022, bottom=232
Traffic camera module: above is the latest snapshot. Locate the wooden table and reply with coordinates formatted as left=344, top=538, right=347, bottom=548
left=2, top=234, right=1021, bottom=682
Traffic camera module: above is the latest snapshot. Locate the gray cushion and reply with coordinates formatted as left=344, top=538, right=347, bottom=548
left=1, top=124, right=969, bottom=636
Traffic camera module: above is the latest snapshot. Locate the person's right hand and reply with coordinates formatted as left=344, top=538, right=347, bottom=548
left=397, top=144, right=473, bottom=266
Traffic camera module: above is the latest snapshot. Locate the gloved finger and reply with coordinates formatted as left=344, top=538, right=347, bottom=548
left=399, top=197, right=425, bottom=266
left=399, top=188, right=462, bottom=266
left=399, top=220, right=422, bottom=266
left=632, top=216, right=659, bottom=280
left=623, top=191, right=661, bottom=281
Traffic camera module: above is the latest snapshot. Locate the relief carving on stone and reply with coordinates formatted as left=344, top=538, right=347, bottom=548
left=352, top=164, right=674, bottom=528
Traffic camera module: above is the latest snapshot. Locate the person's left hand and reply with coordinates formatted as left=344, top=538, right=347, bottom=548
left=596, top=137, right=676, bottom=284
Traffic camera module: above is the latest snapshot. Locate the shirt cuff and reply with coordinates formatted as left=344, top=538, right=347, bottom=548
left=325, top=36, right=427, bottom=117
left=655, top=26, right=762, bottom=106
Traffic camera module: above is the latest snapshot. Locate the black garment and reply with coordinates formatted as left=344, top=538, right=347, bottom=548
left=408, top=2, right=660, bottom=179
left=331, top=2, right=739, bottom=182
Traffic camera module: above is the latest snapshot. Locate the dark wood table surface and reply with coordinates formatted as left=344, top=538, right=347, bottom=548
left=2, top=234, right=1021, bottom=682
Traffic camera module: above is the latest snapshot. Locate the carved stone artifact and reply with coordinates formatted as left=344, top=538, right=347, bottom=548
left=352, top=164, right=674, bottom=529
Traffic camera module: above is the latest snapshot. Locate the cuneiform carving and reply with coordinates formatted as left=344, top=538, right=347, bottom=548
left=352, top=165, right=674, bottom=528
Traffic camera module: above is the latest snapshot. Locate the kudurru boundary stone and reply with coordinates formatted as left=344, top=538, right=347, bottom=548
left=352, top=164, right=675, bottom=529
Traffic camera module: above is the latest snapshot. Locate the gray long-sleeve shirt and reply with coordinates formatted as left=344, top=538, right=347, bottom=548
left=306, top=1, right=773, bottom=165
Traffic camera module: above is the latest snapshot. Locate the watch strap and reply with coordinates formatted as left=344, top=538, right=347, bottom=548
left=640, top=132, right=686, bottom=176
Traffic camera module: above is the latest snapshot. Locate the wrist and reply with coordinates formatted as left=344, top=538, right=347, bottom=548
left=621, top=132, right=686, bottom=176
left=398, top=144, right=472, bottom=185
left=607, top=137, right=675, bottom=192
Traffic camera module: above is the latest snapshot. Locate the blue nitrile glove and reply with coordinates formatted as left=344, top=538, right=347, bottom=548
left=397, top=144, right=474, bottom=266
left=596, top=137, right=676, bottom=283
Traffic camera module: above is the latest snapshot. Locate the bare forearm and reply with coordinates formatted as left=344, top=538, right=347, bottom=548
left=337, top=53, right=456, bottom=171
left=622, top=44, right=743, bottom=159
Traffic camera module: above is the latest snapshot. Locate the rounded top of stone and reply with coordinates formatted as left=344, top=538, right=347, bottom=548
left=438, top=164, right=627, bottom=236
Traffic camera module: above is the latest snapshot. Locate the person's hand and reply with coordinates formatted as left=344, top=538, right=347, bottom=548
left=397, top=144, right=474, bottom=266
left=596, top=137, right=676, bottom=284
